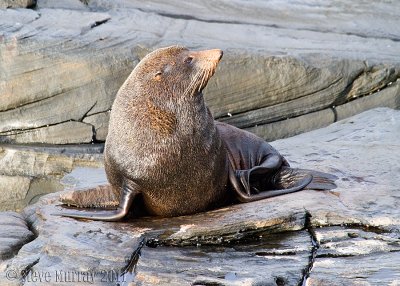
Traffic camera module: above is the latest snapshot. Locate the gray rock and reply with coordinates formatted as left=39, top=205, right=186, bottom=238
left=219, top=72, right=399, bottom=129
left=335, top=80, right=400, bottom=121
left=0, top=212, right=34, bottom=261
left=0, top=175, right=31, bottom=211
left=86, top=0, right=400, bottom=43
left=83, top=112, right=110, bottom=141
left=247, top=82, right=400, bottom=141
left=308, top=252, right=400, bottom=286
left=0, top=0, right=36, bottom=9
left=36, top=0, right=87, bottom=10
left=0, top=144, right=103, bottom=211
left=0, top=108, right=399, bottom=285
left=0, top=2, right=399, bottom=143
left=0, top=122, right=94, bottom=144
left=135, top=231, right=311, bottom=286
left=0, top=144, right=103, bottom=178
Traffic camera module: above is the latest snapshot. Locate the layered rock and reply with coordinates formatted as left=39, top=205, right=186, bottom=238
left=0, top=144, right=103, bottom=211
left=1, top=1, right=399, bottom=144
left=0, top=108, right=399, bottom=285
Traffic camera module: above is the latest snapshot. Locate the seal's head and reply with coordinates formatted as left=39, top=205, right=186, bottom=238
left=131, top=46, right=223, bottom=99
left=111, top=46, right=223, bottom=139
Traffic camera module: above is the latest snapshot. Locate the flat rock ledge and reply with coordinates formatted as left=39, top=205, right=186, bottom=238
left=0, top=108, right=399, bottom=286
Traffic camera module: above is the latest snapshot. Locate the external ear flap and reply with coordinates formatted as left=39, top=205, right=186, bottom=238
left=154, top=71, right=162, bottom=81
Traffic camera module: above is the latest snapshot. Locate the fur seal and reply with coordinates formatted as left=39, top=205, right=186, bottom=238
left=59, top=46, right=336, bottom=221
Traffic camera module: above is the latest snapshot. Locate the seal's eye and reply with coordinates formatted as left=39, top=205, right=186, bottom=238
left=184, top=57, right=193, bottom=64
left=154, top=71, right=162, bottom=81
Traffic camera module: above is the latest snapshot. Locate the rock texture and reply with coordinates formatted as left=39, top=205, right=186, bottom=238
left=0, top=144, right=103, bottom=211
left=0, top=108, right=399, bottom=285
left=0, top=212, right=34, bottom=261
left=0, top=1, right=399, bottom=143
left=0, top=0, right=36, bottom=9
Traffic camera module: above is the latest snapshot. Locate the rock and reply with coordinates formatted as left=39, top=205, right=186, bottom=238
left=86, top=0, right=400, bottom=42
left=0, top=144, right=103, bottom=177
left=0, top=108, right=399, bottom=285
left=0, top=0, right=36, bottom=9
left=0, top=2, right=399, bottom=143
left=335, top=81, right=400, bottom=121
left=0, top=122, right=94, bottom=144
left=221, top=77, right=400, bottom=130
left=246, top=107, right=335, bottom=141
left=308, top=252, right=400, bottom=286
left=0, top=144, right=103, bottom=211
left=82, top=112, right=110, bottom=141
left=346, top=65, right=398, bottom=100
left=0, top=175, right=31, bottom=211
left=36, top=0, right=87, bottom=10
left=246, top=82, right=400, bottom=141
left=135, top=231, right=311, bottom=286
left=0, top=212, right=34, bottom=261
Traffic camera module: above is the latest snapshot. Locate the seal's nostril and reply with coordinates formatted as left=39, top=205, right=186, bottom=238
left=218, top=50, right=223, bottom=60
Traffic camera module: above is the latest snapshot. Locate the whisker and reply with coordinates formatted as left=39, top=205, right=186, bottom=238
left=199, top=65, right=210, bottom=92
left=184, top=70, right=202, bottom=96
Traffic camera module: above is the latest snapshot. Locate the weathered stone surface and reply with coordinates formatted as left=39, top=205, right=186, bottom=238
left=135, top=231, right=311, bottom=286
left=221, top=78, right=400, bottom=129
left=0, top=212, right=34, bottom=261
left=0, top=144, right=103, bottom=177
left=0, top=176, right=31, bottom=211
left=0, top=108, right=398, bottom=285
left=246, top=107, right=335, bottom=141
left=0, top=144, right=103, bottom=211
left=308, top=252, right=400, bottom=286
left=335, top=80, right=400, bottom=121
left=36, top=0, right=87, bottom=10
left=0, top=2, right=399, bottom=143
left=0, top=122, right=94, bottom=144
left=247, top=82, right=400, bottom=140
left=86, top=0, right=400, bottom=42
left=0, top=0, right=35, bottom=9
left=83, top=112, right=110, bottom=141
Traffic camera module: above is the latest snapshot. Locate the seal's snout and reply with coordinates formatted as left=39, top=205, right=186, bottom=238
left=191, top=49, right=223, bottom=64
left=186, top=48, right=224, bottom=94
left=207, top=49, right=223, bottom=63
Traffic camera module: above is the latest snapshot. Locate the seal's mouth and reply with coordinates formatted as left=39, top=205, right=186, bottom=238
left=184, top=49, right=223, bottom=96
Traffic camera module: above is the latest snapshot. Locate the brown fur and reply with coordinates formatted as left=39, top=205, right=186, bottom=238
left=60, top=46, right=336, bottom=219
left=145, top=99, right=177, bottom=136
left=62, top=46, right=229, bottom=216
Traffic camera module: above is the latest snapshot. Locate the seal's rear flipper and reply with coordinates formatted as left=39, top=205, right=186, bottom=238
left=231, top=167, right=313, bottom=202
left=301, top=169, right=338, bottom=190
left=55, top=185, right=139, bottom=221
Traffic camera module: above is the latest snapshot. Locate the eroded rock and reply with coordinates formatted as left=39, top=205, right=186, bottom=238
left=0, top=0, right=36, bottom=9
left=0, top=144, right=103, bottom=211
left=0, top=212, right=34, bottom=261
left=0, top=108, right=398, bottom=285
left=0, top=2, right=399, bottom=144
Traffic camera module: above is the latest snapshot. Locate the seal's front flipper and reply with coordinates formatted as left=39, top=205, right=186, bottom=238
left=231, top=167, right=313, bottom=203
left=60, top=184, right=120, bottom=209
left=56, top=184, right=139, bottom=221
